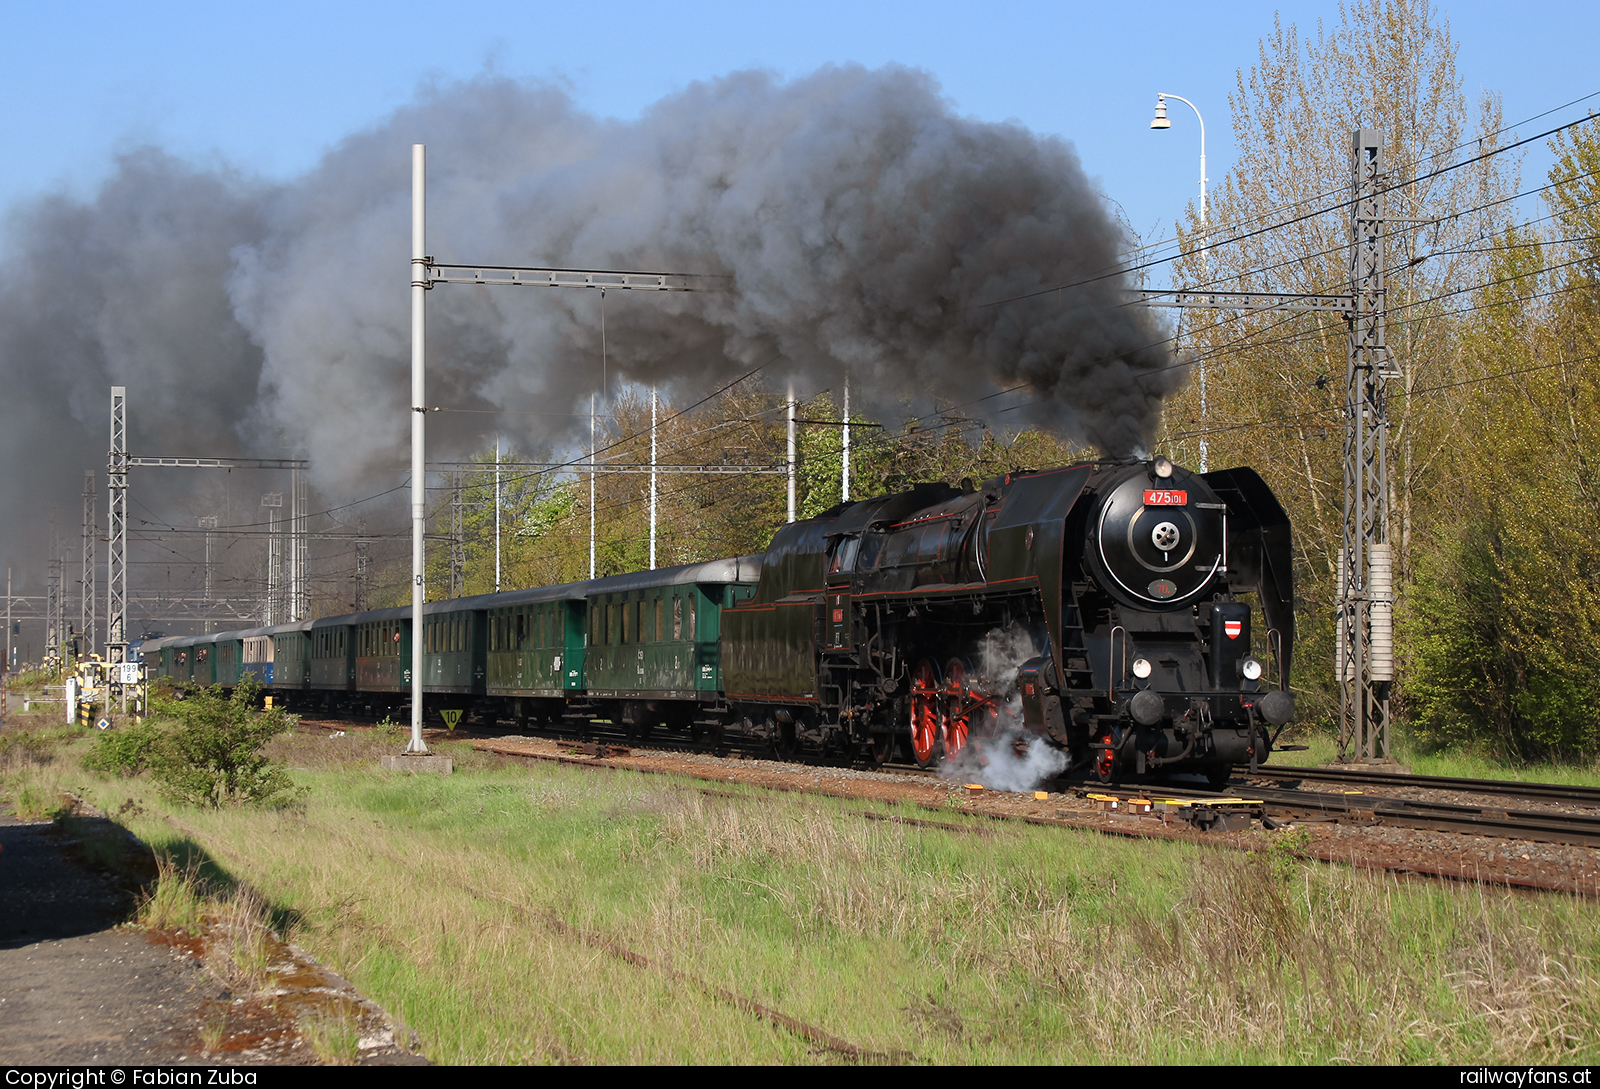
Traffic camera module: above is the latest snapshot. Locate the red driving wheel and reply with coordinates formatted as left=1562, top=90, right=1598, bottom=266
left=909, top=659, right=943, bottom=767
left=943, top=658, right=971, bottom=759
left=1095, top=729, right=1116, bottom=782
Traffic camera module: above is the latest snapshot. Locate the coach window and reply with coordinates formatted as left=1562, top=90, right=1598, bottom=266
left=687, top=596, right=697, bottom=642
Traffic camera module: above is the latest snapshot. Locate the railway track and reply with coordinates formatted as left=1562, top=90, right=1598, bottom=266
left=1242, top=763, right=1600, bottom=807
left=295, top=713, right=939, bottom=777
left=1084, top=779, right=1600, bottom=849
left=298, top=713, right=1600, bottom=849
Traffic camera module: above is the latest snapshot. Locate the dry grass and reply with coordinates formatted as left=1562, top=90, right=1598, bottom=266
left=31, top=725, right=1600, bottom=1064
left=139, top=854, right=281, bottom=996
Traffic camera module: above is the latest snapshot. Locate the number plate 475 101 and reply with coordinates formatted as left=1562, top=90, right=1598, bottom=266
left=1143, top=489, right=1188, bottom=506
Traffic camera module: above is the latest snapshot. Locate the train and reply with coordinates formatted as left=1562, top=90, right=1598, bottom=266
left=141, top=455, right=1296, bottom=784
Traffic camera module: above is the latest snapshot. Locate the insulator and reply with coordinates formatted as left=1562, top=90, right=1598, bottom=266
left=1368, top=542, right=1394, bottom=682
left=1335, top=550, right=1353, bottom=682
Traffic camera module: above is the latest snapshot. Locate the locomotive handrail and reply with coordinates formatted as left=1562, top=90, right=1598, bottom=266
left=1108, top=625, right=1130, bottom=700
left=1267, top=627, right=1284, bottom=690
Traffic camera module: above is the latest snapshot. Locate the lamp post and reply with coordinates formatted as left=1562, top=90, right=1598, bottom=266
left=1152, top=92, right=1210, bottom=471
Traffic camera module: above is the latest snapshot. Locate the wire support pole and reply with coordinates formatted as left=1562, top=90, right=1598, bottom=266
left=842, top=372, right=851, bottom=502
left=494, top=436, right=501, bottom=593
left=81, top=471, right=97, bottom=661
left=589, top=394, right=597, bottom=581
left=1156, top=91, right=1210, bottom=470
left=649, top=387, right=658, bottom=570
left=786, top=384, right=797, bottom=523
left=1337, top=128, right=1397, bottom=765
left=407, top=143, right=429, bottom=755
left=106, top=387, right=128, bottom=664
left=45, top=513, right=60, bottom=667
left=289, top=468, right=307, bottom=621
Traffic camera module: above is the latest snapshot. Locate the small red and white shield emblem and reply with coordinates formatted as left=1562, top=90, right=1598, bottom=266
left=1224, top=620, right=1243, bottom=639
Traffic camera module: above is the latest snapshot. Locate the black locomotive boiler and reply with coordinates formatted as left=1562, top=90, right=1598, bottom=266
left=721, top=456, right=1296, bottom=783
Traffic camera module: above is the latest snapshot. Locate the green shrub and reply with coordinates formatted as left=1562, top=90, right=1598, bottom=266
left=82, top=720, right=162, bottom=776
left=0, top=730, right=54, bottom=771
left=149, top=677, right=303, bottom=808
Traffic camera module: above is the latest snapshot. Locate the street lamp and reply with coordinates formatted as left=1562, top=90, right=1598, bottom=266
left=1152, top=92, right=1210, bottom=471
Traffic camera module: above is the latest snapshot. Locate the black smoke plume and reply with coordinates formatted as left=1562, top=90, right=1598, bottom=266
left=0, top=65, right=1177, bottom=578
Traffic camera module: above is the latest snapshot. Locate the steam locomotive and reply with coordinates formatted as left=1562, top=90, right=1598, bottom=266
left=142, top=456, right=1295, bottom=785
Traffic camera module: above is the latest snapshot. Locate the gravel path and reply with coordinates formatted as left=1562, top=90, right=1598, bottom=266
left=0, top=812, right=216, bottom=1064
left=0, top=806, right=426, bottom=1066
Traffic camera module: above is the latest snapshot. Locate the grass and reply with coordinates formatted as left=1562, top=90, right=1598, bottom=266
left=302, top=1011, right=363, bottom=1065
left=5, top=714, right=1600, bottom=1064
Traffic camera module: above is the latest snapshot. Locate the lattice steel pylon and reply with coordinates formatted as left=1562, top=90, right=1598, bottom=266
left=1136, top=129, right=1398, bottom=764
left=262, top=492, right=283, bottom=625
left=1336, top=129, right=1398, bottom=763
left=289, top=469, right=308, bottom=621
left=106, top=387, right=128, bottom=664
left=45, top=512, right=61, bottom=665
left=81, top=471, right=97, bottom=660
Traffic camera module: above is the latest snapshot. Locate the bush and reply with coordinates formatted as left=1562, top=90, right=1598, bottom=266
left=1405, top=518, right=1600, bottom=761
left=82, top=720, right=162, bottom=776
left=149, top=677, right=303, bottom=808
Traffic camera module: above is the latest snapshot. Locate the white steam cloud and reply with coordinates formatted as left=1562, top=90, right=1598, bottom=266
left=941, top=621, right=1070, bottom=793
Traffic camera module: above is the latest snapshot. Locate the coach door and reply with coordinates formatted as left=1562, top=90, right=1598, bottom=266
left=822, top=534, right=859, bottom=653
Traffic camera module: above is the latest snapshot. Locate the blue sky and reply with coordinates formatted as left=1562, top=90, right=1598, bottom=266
left=2, top=0, right=1592, bottom=266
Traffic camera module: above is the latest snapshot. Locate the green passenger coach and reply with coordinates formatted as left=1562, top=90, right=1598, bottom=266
left=582, top=556, right=762, bottom=734
left=482, top=581, right=591, bottom=725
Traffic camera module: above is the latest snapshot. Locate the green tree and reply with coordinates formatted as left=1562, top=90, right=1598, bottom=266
left=1404, top=126, right=1600, bottom=758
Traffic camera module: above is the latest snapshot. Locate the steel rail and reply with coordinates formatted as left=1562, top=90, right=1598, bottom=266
left=1080, top=780, right=1600, bottom=849
left=1245, top=764, right=1600, bottom=806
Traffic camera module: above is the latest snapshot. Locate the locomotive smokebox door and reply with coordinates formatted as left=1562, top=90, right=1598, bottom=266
left=1208, top=602, right=1252, bottom=688
left=1018, top=656, right=1067, bottom=740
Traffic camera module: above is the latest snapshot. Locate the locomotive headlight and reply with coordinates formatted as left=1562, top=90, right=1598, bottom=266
left=1131, top=657, right=1153, bottom=679
left=1240, top=656, right=1264, bottom=682
left=1152, top=455, right=1174, bottom=479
